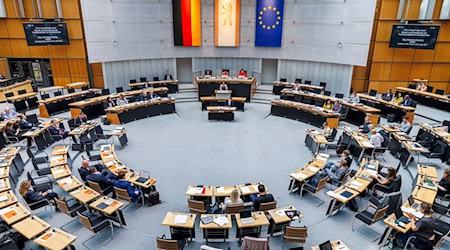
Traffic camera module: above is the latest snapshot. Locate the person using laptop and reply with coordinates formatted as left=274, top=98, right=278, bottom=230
left=323, top=150, right=352, bottom=172
left=396, top=203, right=435, bottom=249
left=114, top=171, right=142, bottom=203
left=433, top=168, right=450, bottom=198
left=251, top=184, right=274, bottom=211
left=219, top=82, right=228, bottom=90
left=397, top=116, right=412, bottom=133
left=348, top=91, right=360, bottom=103
left=369, top=167, right=396, bottom=195
left=221, top=188, right=243, bottom=213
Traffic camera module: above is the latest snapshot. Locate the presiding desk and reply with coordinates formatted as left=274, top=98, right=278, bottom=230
left=195, top=77, right=256, bottom=101
left=105, top=97, right=176, bottom=124
left=272, top=81, right=324, bottom=95
left=129, top=79, right=179, bottom=93
left=271, top=99, right=340, bottom=128
left=396, top=86, right=450, bottom=112
left=358, top=93, right=415, bottom=123
left=38, top=90, right=96, bottom=117
left=200, top=97, right=246, bottom=111
left=0, top=80, right=33, bottom=102
left=207, top=106, right=236, bottom=121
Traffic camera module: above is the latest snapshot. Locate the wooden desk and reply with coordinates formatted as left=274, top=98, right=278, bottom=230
left=272, top=81, right=324, bottom=95
left=51, top=165, right=71, bottom=179
left=200, top=96, right=247, bottom=111
left=195, top=77, right=256, bottom=101
left=6, top=92, right=38, bottom=112
left=38, top=90, right=93, bottom=117
left=267, top=206, right=302, bottom=224
left=70, top=187, right=100, bottom=204
left=342, top=127, right=375, bottom=163
left=56, top=176, right=83, bottom=192
left=213, top=186, right=237, bottom=198
left=162, top=212, right=197, bottom=240
left=358, top=93, right=415, bottom=123
left=412, top=186, right=437, bottom=204
left=50, top=155, right=67, bottom=167
left=0, top=166, right=10, bottom=179
left=380, top=124, right=401, bottom=134
left=105, top=97, right=176, bottom=124
left=305, top=130, right=331, bottom=154
left=235, top=211, right=270, bottom=240
left=0, top=203, right=30, bottom=225
left=52, top=145, right=69, bottom=156
left=199, top=214, right=232, bottom=242
left=127, top=174, right=157, bottom=189
left=396, top=86, right=449, bottom=102
left=271, top=99, right=340, bottom=128
left=185, top=185, right=214, bottom=197
left=129, top=79, right=179, bottom=93
left=0, top=80, right=33, bottom=102
left=34, top=228, right=77, bottom=250
left=312, top=240, right=350, bottom=250
left=67, top=82, right=89, bottom=89
left=89, top=196, right=124, bottom=215
left=417, top=165, right=438, bottom=179
left=38, top=86, right=64, bottom=93
left=239, top=183, right=265, bottom=196
left=393, top=132, right=413, bottom=141
left=289, top=159, right=328, bottom=190
left=0, top=190, right=17, bottom=209
left=396, top=86, right=450, bottom=112
left=12, top=215, right=51, bottom=239
left=416, top=175, right=438, bottom=191
left=207, top=106, right=236, bottom=121
left=0, top=178, right=11, bottom=192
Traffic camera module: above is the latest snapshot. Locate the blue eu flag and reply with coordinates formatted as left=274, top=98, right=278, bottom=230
left=255, top=0, right=284, bottom=47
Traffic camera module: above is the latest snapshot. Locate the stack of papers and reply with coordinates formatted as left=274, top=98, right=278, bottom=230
left=401, top=206, right=424, bottom=218
left=174, top=215, right=188, bottom=224
left=0, top=196, right=8, bottom=202
left=365, top=169, right=377, bottom=176
left=0, top=169, right=5, bottom=175
left=292, top=172, right=308, bottom=180
left=53, top=169, right=65, bottom=174
left=276, top=209, right=286, bottom=216
left=213, top=216, right=229, bottom=227
left=307, top=166, right=319, bottom=173
left=240, top=186, right=250, bottom=194
left=189, top=187, right=203, bottom=195
left=252, top=185, right=259, bottom=191
left=216, top=187, right=224, bottom=193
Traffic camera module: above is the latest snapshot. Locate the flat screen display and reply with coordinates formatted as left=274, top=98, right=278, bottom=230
left=23, top=22, right=69, bottom=46
left=389, top=25, right=440, bottom=50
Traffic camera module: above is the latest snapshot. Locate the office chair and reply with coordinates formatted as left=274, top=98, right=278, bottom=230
left=304, top=80, right=312, bottom=85
left=280, top=78, right=287, bottom=82
left=18, top=90, right=27, bottom=95
left=153, top=76, right=160, bottom=81
left=81, top=86, right=89, bottom=91
left=427, top=86, right=434, bottom=93
left=369, top=89, right=377, bottom=96
left=101, top=88, right=110, bottom=95
left=140, top=77, right=147, bottom=82
left=435, top=89, right=445, bottom=95
left=408, top=84, right=416, bottom=89
left=77, top=211, right=114, bottom=250
left=320, top=82, right=327, bottom=89
left=40, top=93, right=50, bottom=100
left=5, top=92, right=14, bottom=98
left=68, top=88, right=75, bottom=93
left=281, top=226, right=307, bottom=247
left=295, top=78, right=302, bottom=83
left=323, top=90, right=331, bottom=96
left=156, top=235, right=187, bottom=250
left=129, top=79, right=137, bottom=84
left=335, top=93, right=344, bottom=98
left=116, top=87, right=124, bottom=93
left=352, top=204, right=389, bottom=241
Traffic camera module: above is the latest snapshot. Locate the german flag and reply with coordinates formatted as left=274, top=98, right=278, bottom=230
left=172, top=0, right=202, bottom=46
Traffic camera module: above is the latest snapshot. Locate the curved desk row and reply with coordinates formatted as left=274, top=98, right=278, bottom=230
left=272, top=81, right=324, bottom=95
left=105, top=97, right=176, bottom=124
left=396, top=87, right=450, bottom=112
left=129, top=80, right=179, bottom=93
left=38, top=90, right=96, bottom=117
left=6, top=92, right=38, bottom=112
left=0, top=80, right=33, bottom=103
left=357, top=93, right=415, bottom=123
left=195, top=77, right=256, bottom=102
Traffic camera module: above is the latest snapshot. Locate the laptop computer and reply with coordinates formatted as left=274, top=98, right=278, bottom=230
left=408, top=196, right=420, bottom=210
left=394, top=208, right=411, bottom=225
left=137, top=171, right=150, bottom=183
left=239, top=209, right=254, bottom=224
left=318, top=240, right=332, bottom=250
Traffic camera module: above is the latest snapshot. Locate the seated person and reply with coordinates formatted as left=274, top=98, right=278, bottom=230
left=0, top=73, right=6, bottom=81
left=397, top=116, right=412, bottom=133
left=144, top=89, right=160, bottom=101
left=323, top=99, right=332, bottom=110
left=205, top=69, right=212, bottom=76
left=359, top=116, right=372, bottom=133
left=391, top=92, right=403, bottom=104
left=366, top=124, right=375, bottom=137
left=370, top=167, right=396, bottom=192
left=1, top=107, right=19, bottom=120
left=293, top=83, right=301, bottom=91
left=86, top=167, right=117, bottom=196
left=324, top=150, right=352, bottom=171
left=221, top=188, right=243, bottom=213
left=116, top=94, right=128, bottom=106
left=164, top=70, right=173, bottom=80
left=74, top=112, right=88, bottom=127
left=322, top=122, right=332, bottom=137
left=5, top=122, right=32, bottom=146
left=433, top=168, right=450, bottom=198
left=79, top=160, right=91, bottom=182
left=49, top=119, right=69, bottom=140
left=106, top=97, right=116, bottom=108
left=238, top=69, right=247, bottom=78
left=225, top=97, right=233, bottom=107
left=250, top=184, right=274, bottom=211
left=382, top=89, right=394, bottom=102
left=114, top=171, right=142, bottom=202
left=396, top=203, right=435, bottom=249
left=417, top=82, right=427, bottom=92
left=18, top=114, right=35, bottom=130
left=369, top=129, right=384, bottom=148
left=348, top=92, right=360, bottom=103
left=331, top=100, right=342, bottom=113
left=402, top=95, right=413, bottom=107
left=19, top=180, right=59, bottom=208
left=219, top=82, right=228, bottom=91
left=324, top=159, right=348, bottom=183
left=221, top=70, right=229, bottom=77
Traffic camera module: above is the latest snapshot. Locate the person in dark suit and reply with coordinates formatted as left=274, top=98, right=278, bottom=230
left=106, top=97, right=116, bottom=108
left=74, top=112, right=88, bottom=127
left=164, top=70, right=173, bottom=80
left=19, top=180, right=59, bottom=208
left=225, top=97, right=233, bottom=107
left=205, top=69, right=212, bottom=76
left=18, top=114, right=35, bottom=130
left=402, top=95, right=413, bottom=107
left=5, top=122, right=32, bottom=146
left=86, top=167, right=117, bottom=196
left=382, top=89, right=394, bottom=102
left=251, top=184, right=275, bottom=211
left=114, top=171, right=142, bottom=202
left=49, top=120, right=69, bottom=140
left=79, top=160, right=91, bottom=182
left=144, top=89, right=160, bottom=101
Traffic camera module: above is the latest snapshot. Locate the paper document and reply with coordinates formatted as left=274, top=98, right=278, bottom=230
left=174, top=215, right=188, bottom=224
left=326, top=191, right=336, bottom=197
left=351, top=180, right=363, bottom=187
left=60, top=177, right=73, bottom=185
left=216, top=187, right=224, bottom=193
left=307, top=166, right=319, bottom=173
left=0, top=169, right=4, bottom=175
left=0, top=206, right=12, bottom=214
left=365, top=169, right=377, bottom=176
left=0, top=196, right=8, bottom=202
left=401, top=206, right=424, bottom=218
left=317, top=156, right=328, bottom=162
left=189, top=187, right=203, bottom=195
left=292, top=172, right=308, bottom=180
left=53, top=169, right=65, bottom=174
left=240, top=186, right=250, bottom=194
left=318, top=153, right=329, bottom=158
left=252, top=185, right=259, bottom=191
left=276, top=209, right=285, bottom=216
left=213, top=216, right=229, bottom=227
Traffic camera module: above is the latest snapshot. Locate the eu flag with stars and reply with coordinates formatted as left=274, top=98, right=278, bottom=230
left=255, top=0, right=284, bottom=47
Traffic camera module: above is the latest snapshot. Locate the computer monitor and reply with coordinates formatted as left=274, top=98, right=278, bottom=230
left=394, top=207, right=403, bottom=219
left=319, top=240, right=332, bottom=250
left=239, top=209, right=251, bottom=219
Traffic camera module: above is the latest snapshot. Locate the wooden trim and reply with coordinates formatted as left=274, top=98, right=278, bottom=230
left=38, top=105, right=50, bottom=118
left=106, top=113, right=120, bottom=125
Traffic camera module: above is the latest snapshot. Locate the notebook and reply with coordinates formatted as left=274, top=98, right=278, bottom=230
left=96, top=203, right=109, bottom=210
left=340, top=191, right=353, bottom=198
left=201, top=216, right=214, bottom=224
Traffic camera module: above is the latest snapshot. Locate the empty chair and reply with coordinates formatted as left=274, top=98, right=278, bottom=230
left=26, top=172, right=52, bottom=192
left=153, top=76, right=160, bottom=81
left=31, top=157, right=51, bottom=176
left=304, top=80, right=312, bottom=85
left=420, top=140, right=446, bottom=164
left=156, top=236, right=186, bottom=250
left=408, top=84, right=416, bottom=89
left=427, top=86, right=434, bottom=92
left=53, top=91, right=62, bottom=97
left=281, top=226, right=307, bottom=247
left=369, top=89, right=377, bottom=96
left=187, top=199, right=209, bottom=214
left=323, top=90, right=331, bottom=96
left=129, top=79, right=137, bottom=84
left=295, top=78, right=302, bottom=83
left=87, top=181, right=114, bottom=197
left=101, top=88, right=110, bottom=95
left=68, top=88, right=75, bottom=93
left=280, top=78, right=287, bottom=82
left=114, top=186, right=145, bottom=212
left=335, top=93, right=344, bottom=98
left=319, top=82, right=327, bottom=89
left=40, top=93, right=50, bottom=100
left=81, top=86, right=89, bottom=91
left=55, top=198, right=87, bottom=232
left=241, top=236, right=269, bottom=250
left=436, top=89, right=445, bottom=95
left=225, top=203, right=244, bottom=214
left=77, top=211, right=114, bottom=250
left=299, top=175, right=328, bottom=206
left=94, top=125, right=113, bottom=143
left=116, top=87, right=124, bottom=93
left=27, top=114, right=40, bottom=125
left=258, top=201, right=277, bottom=212
left=18, top=90, right=27, bottom=95
left=352, top=204, right=389, bottom=241
left=140, top=77, right=147, bottom=82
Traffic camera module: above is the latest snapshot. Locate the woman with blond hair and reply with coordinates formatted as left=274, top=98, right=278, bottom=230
left=222, top=188, right=243, bottom=212
left=19, top=180, right=59, bottom=206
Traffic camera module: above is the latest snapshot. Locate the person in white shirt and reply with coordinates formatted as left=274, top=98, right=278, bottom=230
left=348, top=92, right=360, bottom=103
left=398, top=116, right=412, bottom=133
left=116, top=94, right=128, bottom=106
left=322, top=122, right=332, bottom=137
left=369, top=129, right=384, bottom=148
left=221, top=188, right=243, bottom=213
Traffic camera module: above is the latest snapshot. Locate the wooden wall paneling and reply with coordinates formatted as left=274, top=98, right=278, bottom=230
left=413, top=49, right=435, bottom=61
left=428, top=82, right=448, bottom=92
left=351, top=79, right=366, bottom=92
left=390, top=62, right=412, bottom=80
left=69, top=76, right=89, bottom=83
left=352, top=66, right=367, bottom=79
left=404, top=0, right=422, bottom=20
left=409, top=63, right=433, bottom=80
left=433, top=0, right=444, bottom=20
left=393, top=48, right=414, bottom=61
left=92, top=75, right=104, bottom=88
left=447, top=83, right=450, bottom=94
left=50, top=58, right=70, bottom=77
left=5, top=20, right=25, bottom=38
left=52, top=76, right=72, bottom=86
left=433, top=43, right=450, bottom=62
left=29, top=45, right=49, bottom=58
left=372, top=42, right=394, bottom=61
left=90, top=63, right=102, bottom=76
left=4, top=0, right=19, bottom=18
left=23, top=0, right=37, bottom=18
left=0, top=21, right=8, bottom=38
left=438, top=22, right=450, bottom=41
left=41, top=0, right=57, bottom=18
left=375, top=21, right=395, bottom=41
left=0, top=40, right=13, bottom=57
left=65, top=20, right=83, bottom=39
left=430, top=63, right=450, bottom=81
left=379, top=0, right=400, bottom=20
left=48, top=45, right=67, bottom=58
left=68, top=59, right=88, bottom=77
left=66, top=40, right=86, bottom=58
left=10, top=40, right=31, bottom=57
left=0, top=58, right=10, bottom=76
left=61, top=0, right=81, bottom=19
left=370, top=62, right=392, bottom=81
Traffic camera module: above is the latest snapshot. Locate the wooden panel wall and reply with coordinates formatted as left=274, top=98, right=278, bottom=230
left=0, top=58, right=10, bottom=76
left=351, top=0, right=450, bottom=94
left=90, top=63, right=104, bottom=89
left=0, top=0, right=91, bottom=87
